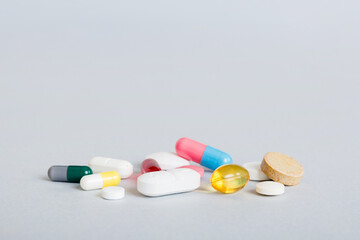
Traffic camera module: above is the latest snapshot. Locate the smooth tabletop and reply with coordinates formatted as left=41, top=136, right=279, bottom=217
left=0, top=1, right=359, bottom=239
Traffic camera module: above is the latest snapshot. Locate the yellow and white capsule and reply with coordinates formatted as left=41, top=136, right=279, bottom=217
left=80, top=171, right=120, bottom=191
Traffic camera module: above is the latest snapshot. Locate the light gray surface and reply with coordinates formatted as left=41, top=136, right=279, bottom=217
left=1, top=0, right=359, bottom=239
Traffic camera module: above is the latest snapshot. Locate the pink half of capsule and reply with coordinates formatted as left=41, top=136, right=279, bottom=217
left=175, top=137, right=233, bottom=170
left=175, top=138, right=207, bottom=164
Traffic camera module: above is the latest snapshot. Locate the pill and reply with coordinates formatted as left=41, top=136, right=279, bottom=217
left=80, top=171, right=120, bottom=191
left=137, top=168, right=201, bottom=197
left=48, top=165, right=92, bottom=183
left=141, top=159, right=205, bottom=177
left=243, top=162, right=270, bottom=181
left=175, top=137, right=232, bottom=170
left=101, top=186, right=125, bottom=200
left=144, top=152, right=190, bottom=170
left=178, top=165, right=204, bottom=177
left=261, top=152, right=304, bottom=185
left=256, top=181, right=285, bottom=196
left=210, top=164, right=249, bottom=194
left=141, top=159, right=162, bottom=173
left=89, top=157, right=133, bottom=179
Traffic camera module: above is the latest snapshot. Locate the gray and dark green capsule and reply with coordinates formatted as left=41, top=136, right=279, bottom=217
left=48, top=165, right=93, bottom=183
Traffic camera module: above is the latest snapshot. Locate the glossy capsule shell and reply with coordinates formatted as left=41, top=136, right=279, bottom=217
left=175, top=137, right=233, bottom=170
left=141, top=159, right=205, bottom=177
left=48, top=165, right=92, bottom=183
left=80, top=171, right=121, bottom=191
left=89, top=157, right=133, bottom=179
left=144, top=152, right=190, bottom=170
left=141, top=159, right=162, bottom=174
left=210, top=164, right=249, bottom=194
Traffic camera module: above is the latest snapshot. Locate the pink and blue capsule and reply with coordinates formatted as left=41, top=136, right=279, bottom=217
left=175, top=137, right=232, bottom=170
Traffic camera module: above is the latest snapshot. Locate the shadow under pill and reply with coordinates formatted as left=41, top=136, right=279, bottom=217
left=42, top=176, right=51, bottom=181
left=73, top=185, right=82, bottom=190
left=128, top=173, right=141, bottom=181
left=246, top=189, right=258, bottom=195
left=122, top=185, right=144, bottom=198
left=196, top=184, right=217, bottom=194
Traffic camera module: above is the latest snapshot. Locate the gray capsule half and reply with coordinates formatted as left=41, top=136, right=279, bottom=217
left=48, top=166, right=68, bottom=182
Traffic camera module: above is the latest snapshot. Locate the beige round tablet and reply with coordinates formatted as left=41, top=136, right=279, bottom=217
left=261, top=152, right=304, bottom=186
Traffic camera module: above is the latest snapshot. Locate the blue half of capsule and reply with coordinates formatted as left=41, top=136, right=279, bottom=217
left=200, top=146, right=233, bottom=170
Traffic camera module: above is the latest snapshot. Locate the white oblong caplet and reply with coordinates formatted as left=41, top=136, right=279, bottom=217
left=89, top=157, right=133, bottom=178
left=137, top=168, right=200, bottom=197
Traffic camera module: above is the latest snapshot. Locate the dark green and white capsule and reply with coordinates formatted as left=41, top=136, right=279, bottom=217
left=48, top=165, right=93, bottom=183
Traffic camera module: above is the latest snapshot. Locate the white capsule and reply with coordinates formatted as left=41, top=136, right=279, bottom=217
left=80, top=174, right=103, bottom=190
left=145, top=152, right=190, bottom=170
left=256, top=181, right=285, bottom=196
left=80, top=171, right=121, bottom=191
left=89, top=157, right=133, bottom=179
left=243, top=162, right=270, bottom=181
left=137, top=168, right=200, bottom=197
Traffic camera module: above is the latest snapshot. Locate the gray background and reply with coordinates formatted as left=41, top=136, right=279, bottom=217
left=1, top=0, right=359, bottom=239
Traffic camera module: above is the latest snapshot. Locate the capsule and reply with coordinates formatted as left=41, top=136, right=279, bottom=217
left=48, top=165, right=92, bottom=183
left=175, top=137, right=233, bottom=170
left=145, top=152, right=190, bottom=170
left=89, top=157, right=133, bottom=179
left=210, top=164, right=249, bottom=194
left=80, top=171, right=120, bottom=191
left=141, top=159, right=161, bottom=173
left=141, top=159, right=205, bottom=177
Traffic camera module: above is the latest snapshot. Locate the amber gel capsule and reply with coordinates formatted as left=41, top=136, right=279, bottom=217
left=210, top=164, right=249, bottom=194
left=48, top=165, right=93, bottom=183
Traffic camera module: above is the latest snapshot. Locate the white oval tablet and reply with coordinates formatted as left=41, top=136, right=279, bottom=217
left=243, top=162, right=270, bottom=181
left=137, top=168, right=200, bottom=197
left=101, top=186, right=125, bottom=200
left=145, top=152, right=190, bottom=170
left=256, top=181, right=285, bottom=196
left=89, top=157, right=133, bottom=179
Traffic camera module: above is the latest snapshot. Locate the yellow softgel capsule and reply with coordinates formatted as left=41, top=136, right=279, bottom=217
left=210, top=164, right=249, bottom=194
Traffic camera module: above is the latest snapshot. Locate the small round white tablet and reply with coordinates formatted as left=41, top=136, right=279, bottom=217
left=243, top=162, right=270, bottom=181
left=256, top=181, right=285, bottom=196
left=101, top=186, right=125, bottom=200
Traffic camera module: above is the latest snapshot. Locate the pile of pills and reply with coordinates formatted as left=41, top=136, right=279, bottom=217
left=47, top=137, right=304, bottom=199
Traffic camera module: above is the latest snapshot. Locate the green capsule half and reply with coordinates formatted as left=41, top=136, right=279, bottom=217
left=48, top=165, right=93, bottom=183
